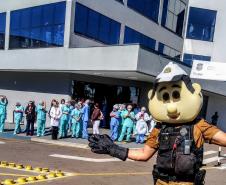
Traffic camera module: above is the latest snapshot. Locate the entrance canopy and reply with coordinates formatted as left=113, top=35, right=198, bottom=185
left=0, top=44, right=226, bottom=97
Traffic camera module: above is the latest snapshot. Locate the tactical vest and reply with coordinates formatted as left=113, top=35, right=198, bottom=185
left=155, top=121, right=203, bottom=180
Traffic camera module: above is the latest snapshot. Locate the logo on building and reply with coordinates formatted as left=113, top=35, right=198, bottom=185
left=164, top=67, right=172, bottom=73
left=196, top=63, right=203, bottom=71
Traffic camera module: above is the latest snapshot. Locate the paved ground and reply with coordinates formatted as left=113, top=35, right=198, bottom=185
left=2, top=122, right=144, bottom=149
left=0, top=137, right=226, bottom=185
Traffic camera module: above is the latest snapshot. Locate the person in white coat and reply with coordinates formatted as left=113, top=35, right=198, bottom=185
left=135, top=107, right=149, bottom=143
left=50, top=100, right=62, bottom=140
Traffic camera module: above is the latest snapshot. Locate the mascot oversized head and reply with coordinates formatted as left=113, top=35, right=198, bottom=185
left=148, top=62, right=203, bottom=124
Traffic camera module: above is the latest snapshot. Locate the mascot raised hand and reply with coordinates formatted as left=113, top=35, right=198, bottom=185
left=89, top=62, right=226, bottom=185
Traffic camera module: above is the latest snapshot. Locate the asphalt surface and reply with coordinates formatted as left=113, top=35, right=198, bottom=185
left=0, top=138, right=226, bottom=185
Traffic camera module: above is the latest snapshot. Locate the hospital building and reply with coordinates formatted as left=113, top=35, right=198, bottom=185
left=0, top=0, right=226, bottom=130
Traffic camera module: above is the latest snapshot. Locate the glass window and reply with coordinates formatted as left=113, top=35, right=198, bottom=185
left=158, top=42, right=181, bottom=59
left=31, top=7, right=42, bottom=27
left=186, top=7, right=217, bottom=41
left=43, top=4, right=54, bottom=26
left=9, top=1, right=66, bottom=49
left=161, top=0, right=186, bottom=36
left=0, top=12, right=6, bottom=49
left=127, top=0, right=160, bottom=23
left=74, top=3, right=88, bottom=34
left=74, top=3, right=121, bottom=44
left=109, top=21, right=121, bottom=44
left=21, top=9, right=31, bottom=29
left=87, top=11, right=99, bottom=39
left=99, top=16, right=111, bottom=43
left=124, top=26, right=156, bottom=50
left=54, top=2, right=66, bottom=24
left=183, top=53, right=211, bottom=66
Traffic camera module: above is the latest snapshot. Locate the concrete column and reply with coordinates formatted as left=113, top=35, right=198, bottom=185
left=124, top=0, right=128, bottom=7
left=70, top=0, right=76, bottom=38
left=119, top=24, right=125, bottom=44
left=4, top=11, right=10, bottom=50
left=158, top=0, right=164, bottom=25
left=64, top=0, right=73, bottom=48
left=181, top=1, right=190, bottom=61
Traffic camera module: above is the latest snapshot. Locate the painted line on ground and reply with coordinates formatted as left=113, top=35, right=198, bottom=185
left=0, top=141, right=5, bottom=144
left=31, top=138, right=89, bottom=149
left=31, top=138, right=142, bottom=150
left=204, top=150, right=218, bottom=156
left=202, top=164, right=226, bottom=170
left=203, top=156, right=224, bottom=164
left=0, top=166, right=40, bottom=174
left=49, top=154, right=122, bottom=162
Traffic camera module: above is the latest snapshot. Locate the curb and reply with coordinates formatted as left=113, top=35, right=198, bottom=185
left=0, top=132, right=144, bottom=150
left=0, top=132, right=31, bottom=141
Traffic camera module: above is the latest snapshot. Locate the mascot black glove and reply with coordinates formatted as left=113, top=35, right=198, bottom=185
left=88, top=134, right=128, bottom=161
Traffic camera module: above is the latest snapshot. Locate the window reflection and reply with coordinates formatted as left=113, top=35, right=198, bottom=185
left=124, top=26, right=156, bottom=50
left=9, top=2, right=66, bottom=49
left=127, top=0, right=160, bottom=23
left=74, top=3, right=121, bottom=44
left=161, top=0, right=186, bottom=36
left=158, top=42, right=181, bottom=59
left=186, top=7, right=217, bottom=42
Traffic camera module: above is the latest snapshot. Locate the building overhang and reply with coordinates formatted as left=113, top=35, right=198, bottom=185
left=0, top=44, right=226, bottom=97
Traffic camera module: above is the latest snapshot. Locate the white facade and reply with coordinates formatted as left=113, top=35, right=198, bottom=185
left=183, top=0, right=226, bottom=62
left=183, top=0, right=226, bottom=130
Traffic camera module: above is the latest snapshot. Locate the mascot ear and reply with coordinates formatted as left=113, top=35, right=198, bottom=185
left=148, top=89, right=153, bottom=99
left=192, top=83, right=201, bottom=95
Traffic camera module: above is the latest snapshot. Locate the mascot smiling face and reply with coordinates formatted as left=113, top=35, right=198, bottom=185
left=148, top=62, right=203, bottom=124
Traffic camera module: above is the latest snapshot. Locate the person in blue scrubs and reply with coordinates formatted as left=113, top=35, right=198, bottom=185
left=109, top=104, right=121, bottom=141
left=81, top=99, right=90, bottom=139
left=118, top=104, right=126, bottom=137
left=13, top=102, right=24, bottom=135
left=59, top=101, right=71, bottom=138
left=36, top=101, right=47, bottom=137
left=0, top=96, right=8, bottom=133
left=68, top=100, right=75, bottom=133
left=118, top=104, right=135, bottom=142
left=71, top=103, right=82, bottom=138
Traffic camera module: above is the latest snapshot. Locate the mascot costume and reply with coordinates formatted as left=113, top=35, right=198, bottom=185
left=89, top=62, right=226, bottom=185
